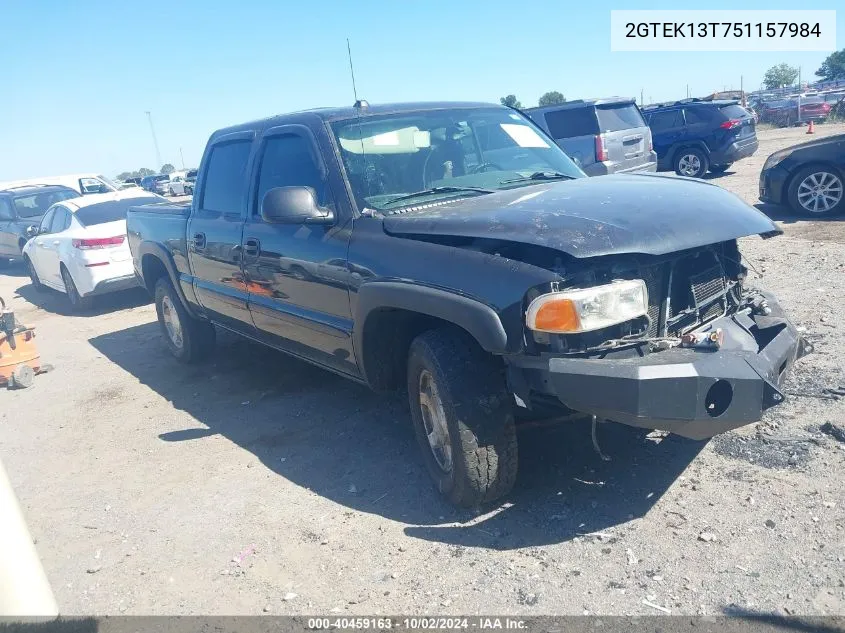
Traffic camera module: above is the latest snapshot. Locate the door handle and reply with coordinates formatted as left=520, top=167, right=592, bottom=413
left=243, top=238, right=260, bottom=257
left=52, top=240, right=60, bottom=246
left=193, top=232, right=206, bottom=249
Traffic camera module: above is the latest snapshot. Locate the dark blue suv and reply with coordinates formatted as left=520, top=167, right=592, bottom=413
left=642, top=99, right=758, bottom=178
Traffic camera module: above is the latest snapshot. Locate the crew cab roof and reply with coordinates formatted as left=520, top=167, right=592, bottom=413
left=209, top=101, right=505, bottom=139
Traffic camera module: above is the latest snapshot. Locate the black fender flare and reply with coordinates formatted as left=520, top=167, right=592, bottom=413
left=136, top=241, right=200, bottom=319
left=670, top=141, right=710, bottom=165
left=354, top=281, right=509, bottom=357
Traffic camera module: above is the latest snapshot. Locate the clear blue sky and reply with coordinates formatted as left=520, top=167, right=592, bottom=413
left=1, top=0, right=840, bottom=179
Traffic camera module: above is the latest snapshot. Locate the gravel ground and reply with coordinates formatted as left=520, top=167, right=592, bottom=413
left=1, top=124, right=844, bottom=617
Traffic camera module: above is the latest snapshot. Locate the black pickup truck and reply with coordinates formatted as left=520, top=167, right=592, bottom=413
left=127, top=101, right=810, bottom=507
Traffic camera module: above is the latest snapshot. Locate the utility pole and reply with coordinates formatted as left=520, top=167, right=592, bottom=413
left=640, top=88, right=643, bottom=106
left=145, top=111, right=163, bottom=171
left=686, top=84, right=689, bottom=99
left=179, top=147, right=185, bottom=170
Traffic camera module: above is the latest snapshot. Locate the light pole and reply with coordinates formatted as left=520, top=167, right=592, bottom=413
left=145, top=111, right=163, bottom=171
left=179, top=147, right=185, bottom=170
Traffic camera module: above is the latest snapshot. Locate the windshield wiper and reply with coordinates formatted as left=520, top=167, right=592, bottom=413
left=499, top=171, right=577, bottom=185
left=381, top=186, right=495, bottom=208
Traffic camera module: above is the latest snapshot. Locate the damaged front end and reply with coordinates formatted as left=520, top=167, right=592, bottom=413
left=508, top=241, right=812, bottom=440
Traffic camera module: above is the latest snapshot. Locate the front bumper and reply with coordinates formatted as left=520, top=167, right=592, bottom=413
left=508, top=293, right=811, bottom=440
left=759, top=165, right=789, bottom=205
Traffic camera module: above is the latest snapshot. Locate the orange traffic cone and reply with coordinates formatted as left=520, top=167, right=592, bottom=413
left=807, top=120, right=815, bottom=134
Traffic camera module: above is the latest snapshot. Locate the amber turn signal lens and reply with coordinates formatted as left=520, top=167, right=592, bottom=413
left=533, top=299, right=580, bottom=332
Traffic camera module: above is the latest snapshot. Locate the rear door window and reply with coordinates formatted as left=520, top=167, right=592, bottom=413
left=543, top=107, right=599, bottom=139
left=595, top=104, right=645, bottom=132
left=50, top=207, right=70, bottom=233
left=647, top=110, right=683, bottom=132
left=683, top=108, right=710, bottom=124
left=201, top=140, right=253, bottom=213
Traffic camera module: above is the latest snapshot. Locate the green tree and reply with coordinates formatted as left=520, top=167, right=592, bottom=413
left=138, top=167, right=155, bottom=177
left=538, top=91, right=566, bottom=106
left=816, top=49, right=845, bottom=81
left=762, top=63, right=799, bottom=89
left=499, top=94, right=523, bottom=109
left=116, top=171, right=133, bottom=181
left=160, top=163, right=175, bottom=175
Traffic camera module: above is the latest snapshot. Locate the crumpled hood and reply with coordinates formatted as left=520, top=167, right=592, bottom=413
left=382, top=174, right=779, bottom=258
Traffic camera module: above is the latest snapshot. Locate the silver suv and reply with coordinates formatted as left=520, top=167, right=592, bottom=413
left=525, top=98, right=657, bottom=176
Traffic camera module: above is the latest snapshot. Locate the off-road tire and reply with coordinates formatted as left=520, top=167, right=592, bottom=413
left=61, top=265, right=92, bottom=311
left=154, top=277, right=215, bottom=363
left=407, top=327, right=518, bottom=508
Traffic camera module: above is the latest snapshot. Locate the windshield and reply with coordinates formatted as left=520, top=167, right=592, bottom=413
left=330, top=107, right=584, bottom=212
left=13, top=189, right=79, bottom=218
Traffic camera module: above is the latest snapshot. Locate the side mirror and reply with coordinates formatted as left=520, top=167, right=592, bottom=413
left=261, top=187, right=334, bottom=225
left=25, top=226, right=39, bottom=239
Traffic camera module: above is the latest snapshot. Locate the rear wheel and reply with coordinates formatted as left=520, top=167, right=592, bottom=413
left=709, top=164, right=731, bottom=174
left=154, top=277, right=215, bottom=362
left=407, top=327, right=518, bottom=508
left=788, top=166, right=844, bottom=217
left=24, top=256, right=42, bottom=291
left=674, top=148, right=709, bottom=178
left=61, top=265, right=91, bottom=311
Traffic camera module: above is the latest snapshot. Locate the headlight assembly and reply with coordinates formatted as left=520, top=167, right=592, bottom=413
left=526, top=280, right=648, bottom=333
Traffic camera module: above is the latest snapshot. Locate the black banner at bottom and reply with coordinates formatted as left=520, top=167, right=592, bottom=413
left=1, top=616, right=844, bottom=633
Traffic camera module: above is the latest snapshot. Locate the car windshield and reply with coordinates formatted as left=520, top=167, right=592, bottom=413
left=330, top=107, right=584, bottom=212
left=13, top=189, right=79, bottom=218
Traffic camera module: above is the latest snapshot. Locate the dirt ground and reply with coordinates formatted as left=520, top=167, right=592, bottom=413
left=1, top=124, right=844, bottom=617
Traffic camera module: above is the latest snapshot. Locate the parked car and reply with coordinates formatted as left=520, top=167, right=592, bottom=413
left=0, top=174, right=118, bottom=195
left=643, top=99, right=758, bottom=177
left=140, top=174, right=170, bottom=195
left=524, top=98, right=656, bottom=176
left=167, top=175, right=193, bottom=196
left=0, top=185, right=81, bottom=264
left=22, top=191, right=159, bottom=309
left=759, top=97, right=831, bottom=127
left=118, top=182, right=140, bottom=190
left=126, top=101, right=808, bottom=508
left=759, top=133, right=845, bottom=216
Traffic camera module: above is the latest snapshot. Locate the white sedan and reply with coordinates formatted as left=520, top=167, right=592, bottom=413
left=22, top=191, right=160, bottom=309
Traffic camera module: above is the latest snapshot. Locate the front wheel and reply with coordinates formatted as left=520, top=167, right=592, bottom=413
left=154, top=277, right=216, bottom=362
left=788, top=166, right=845, bottom=217
left=674, top=148, right=709, bottom=178
left=24, top=256, right=42, bottom=291
left=407, top=328, right=518, bottom=508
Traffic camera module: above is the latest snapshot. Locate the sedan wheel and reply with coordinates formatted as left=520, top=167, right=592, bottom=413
left=61, top=266, right=90, bottom=310
left=25, top=257, right=43, bottom=291
left=795, top=171, right=843, bottom=215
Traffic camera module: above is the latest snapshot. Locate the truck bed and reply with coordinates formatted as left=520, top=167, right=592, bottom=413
left=126, top=202, right=192, bottom=282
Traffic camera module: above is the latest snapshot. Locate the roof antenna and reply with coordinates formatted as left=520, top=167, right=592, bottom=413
left=347, top=39, right=367, bottom=109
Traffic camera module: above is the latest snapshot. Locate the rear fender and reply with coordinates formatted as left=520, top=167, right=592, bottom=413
left=136, top=241, right=201, bottom=319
